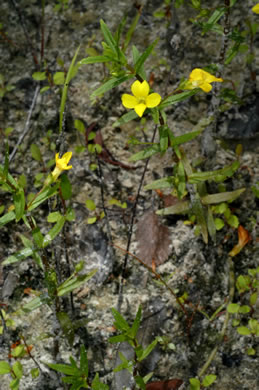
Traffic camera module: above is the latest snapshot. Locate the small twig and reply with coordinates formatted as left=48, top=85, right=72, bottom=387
left=9, top=84, right=40, bottom=164
left=198, top=255, right=235, bottom=378
left=117, top=125, right=157, bottom=311
left=21, top=335, right=42, bottom=373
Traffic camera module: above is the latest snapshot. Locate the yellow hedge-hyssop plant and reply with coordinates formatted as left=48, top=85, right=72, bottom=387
left=184, top=68, right=223, bottom=93
left=121, top=80, right=161, bottom=117
left=252, top=3, right=259, bottom=14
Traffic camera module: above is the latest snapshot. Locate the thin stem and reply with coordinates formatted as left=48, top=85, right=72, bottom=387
left=117, top=125, right=157, bottom=311
left=198, top=255, right=235, bottom=378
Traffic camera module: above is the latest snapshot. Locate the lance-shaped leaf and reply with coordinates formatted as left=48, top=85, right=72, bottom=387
left=159, top=90, right=197, bottom=110
left=27, top=183, right=59, bottom=211
left=201, top=188, right=245, bottom=205
left=191, top=196, right=208, bottom=244
left=13, top=189, right=25, bottom=222
left=57, top=269, right=97, bottom=297
left=134, top=39, right=158, bottom=75
left=0, top=211, right=16, bottom=227
left=129, top=144, right=160, bottom=162
left=79, top=55, right=113, bottom=65
left=188, top=161, right=240, bottom=184
left=113, top=110, right=139, bottom=127
left=156, top=201, right=190, bottom=216
left=91, top=74, right=134, bottom=98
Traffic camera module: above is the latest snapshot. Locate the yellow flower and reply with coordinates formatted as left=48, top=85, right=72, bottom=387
left=252, top=3, right=259, bottom=13
left=185, top=68, right=223, bottom=93
left=122, top=80, right=161, bottom=117
left=51, top=152, right=72, bottom=181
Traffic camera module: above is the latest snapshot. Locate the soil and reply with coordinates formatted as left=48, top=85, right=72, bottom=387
left=0, top=1, right=259, bottom=390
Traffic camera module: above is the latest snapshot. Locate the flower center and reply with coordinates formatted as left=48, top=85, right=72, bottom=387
left=137, top=97, right=146, bottom=104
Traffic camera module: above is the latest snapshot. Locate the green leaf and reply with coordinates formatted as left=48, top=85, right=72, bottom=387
left=85, top=199, right=96, bottom=211
left=79, top=345, right=88, bottom=375
left=59, top=45, right=81, bottom=133
left=47, top=211, right=62, bottom=223
left=227, top=303, right=240, bottom=314
left=0, top=211, right=16, bottom=227
left=124, top=12, right=140, bottom=51
left=60, top=173, right=72, bottom=200
left=2, top=247, right=35, bottom=266
left=214, top=217, right=224, bottom=230
left=144, top=176, right=174, bottom=190
left=53, top=71, right=65, bottom=85
left=135, top=38, right=159, bottom=74
left=57, top=269, right=97, bottom=297
left=226, top=214, right=239, bottom=228
left=92, top=373, right=109, bottom=390
left=13, top=189, right=25, bottom=221
left=27, top=184, right=59, bottom=211
left=250, top=292, right=258, bottom=306
left=129, top=144, right=160, bottom=162
left=188, top=161, right=240, bottom=184
left=108, top=334, right=128, bottom=343
left=32, top=71, right=46, bottom=81
left=31, top=367, right=40, bottom=378
left=45, top=362, right=79, bottom=376
left=189, top=377, right=200, bottom=390
left=130, top=306, right=142, bottom=339
left=247, top=347, right=256, bottom=356
left=87, top=217, right=97, bottom=224
left=202, top=6, right=225, bottom=34
left=43, top=216, right=66, bottom=247
left=91, top=74, right=134, bottom=98
left=113, top=110, right=139, bottom=127
left=159, top=125, right=169, bottom=153
left=237, top=326, right=251, bottom=336
left=201, top=188, right=245, bottom=205
left=10, top=378, right=20, bottom=390
left=249, top=319, right=259, bottom=336
left=57, top=311, right=75, bottom=346
left=30, top=144, right=42, bottom=162
left=159, top=90, right=197, bottom=110
left=138, top=338, right=158, bottom=362
left=74, top=119, right=85, bottom=133
left=12, top=361, right=23, bottom=379
left=111, top=308, right=130, bottom=331
left=156, top=200, right=190, bottom=216
left=0, top=361, right=11, bottom=374
left=192, top=196, right=208, bottom=244
left=202, top=374, right=217, bottom=387
left=79, top=55, right=113, bottom=65
left=239, top=305, right=250, bottom=314
left=22, top=293, right=50, bottom=312
left=100, top=19, right=119, bottom=56
left=207, top=206, right=216, bottom=243
left=132, top=45, right=146, bottom=81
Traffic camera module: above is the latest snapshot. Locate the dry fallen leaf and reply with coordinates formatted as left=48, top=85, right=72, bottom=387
left=146, top=378, right=183, bottom=390
left=229, top=225, right=252, bottom=257
left=136, top=211, right=171, bottom=267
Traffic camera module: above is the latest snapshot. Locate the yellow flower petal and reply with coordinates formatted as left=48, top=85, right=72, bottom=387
left=55, top=152, right=72, bottom=171
left=134, top=103, right=147, bottom=117
left=122, top=94, right=138, bottom=108
left=131, top=80, right=149, bottom=98
left=252, top=3, right=259, bottom=13
left=189, top=69, right=204, bottom=83
left=199, top=83, right=212, bottom=93
left=146, top=92, right=161, bottom=108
